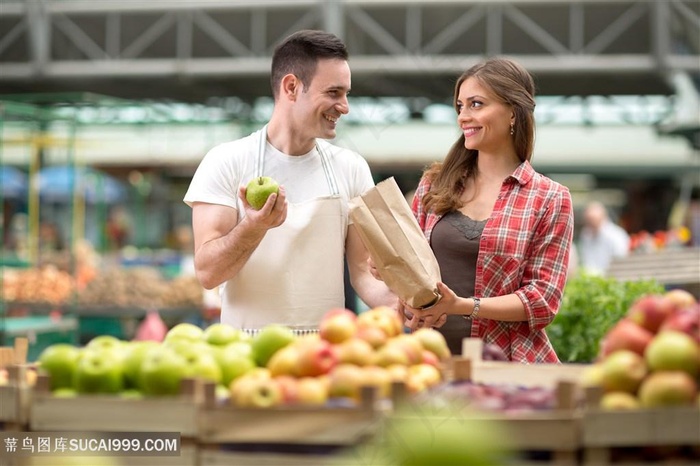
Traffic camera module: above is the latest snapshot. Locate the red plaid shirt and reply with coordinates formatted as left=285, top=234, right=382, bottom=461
left=412, top=161, right=573, bottom=363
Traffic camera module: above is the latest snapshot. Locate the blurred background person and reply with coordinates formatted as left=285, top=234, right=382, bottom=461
left=105, top=205, right=132, bottom=251
left=578, top=200, right=630, bottom=275
left=38, top=221, right=64, bottom=252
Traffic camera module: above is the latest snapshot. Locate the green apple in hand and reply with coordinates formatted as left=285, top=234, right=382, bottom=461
left=246, top=177, right=280, bottom=210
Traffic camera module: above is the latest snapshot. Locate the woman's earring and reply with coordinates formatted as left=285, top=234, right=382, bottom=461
left=510, top=123, right=514, bottom=136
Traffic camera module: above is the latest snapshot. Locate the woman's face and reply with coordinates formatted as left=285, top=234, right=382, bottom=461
left=456, top=77, right=514, bottom=154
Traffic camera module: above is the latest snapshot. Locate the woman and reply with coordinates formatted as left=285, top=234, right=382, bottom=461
left=403, top=57, right=573, bottom=363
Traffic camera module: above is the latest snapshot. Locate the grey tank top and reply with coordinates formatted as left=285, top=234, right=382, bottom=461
left=430, top=210, right=486, bottom=356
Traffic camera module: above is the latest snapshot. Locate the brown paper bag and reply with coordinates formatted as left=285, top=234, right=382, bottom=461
left=349, top=177, right=441, bottom=309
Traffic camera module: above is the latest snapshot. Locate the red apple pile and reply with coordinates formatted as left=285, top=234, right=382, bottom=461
left=582, top=289, right=700, bottom=410
left=228, top=306, right=451, bottom=408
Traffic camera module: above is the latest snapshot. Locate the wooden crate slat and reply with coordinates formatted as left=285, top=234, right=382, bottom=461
left=583, top=407, right=700, bottom=446
left=468, top=362, right=587, bottom=388
left=0, top=385, right=20, bottom=421
left=199, top=450, right=332, bottom=466
left=198, top=406, right=379, bottom=445
left=30, top=395, right=199, bottom=436
left=500, top=413, right=581, bottom=450
left=0, top=365, right=31, bottom=424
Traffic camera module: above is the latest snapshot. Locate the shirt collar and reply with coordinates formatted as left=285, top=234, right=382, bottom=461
left=508, top=160, right=534, bottom=185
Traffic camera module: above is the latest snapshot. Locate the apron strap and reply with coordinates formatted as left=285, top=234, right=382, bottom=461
left=255, top=125, right=267, bottom=178
left=256, top=125, right=339, bottom=196
left=318, top=141, right=340, bottom=196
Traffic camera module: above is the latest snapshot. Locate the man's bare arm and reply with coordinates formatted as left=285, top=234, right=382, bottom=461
left=345, top=224, right=398, bottom=309
left=191, top=186, right=287, bottom=289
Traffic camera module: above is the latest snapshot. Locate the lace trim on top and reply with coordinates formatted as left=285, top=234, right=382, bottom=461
left=444, top=210, right=487, bottom=240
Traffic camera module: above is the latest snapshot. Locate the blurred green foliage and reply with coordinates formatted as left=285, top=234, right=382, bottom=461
left=548, top=273, right=665, bottom=363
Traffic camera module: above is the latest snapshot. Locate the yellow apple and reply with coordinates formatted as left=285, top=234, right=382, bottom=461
left=230, top=375, right=282, bottom=408
left=408, top=363, right=442, bottom=388
left=319, top=308, right=358, bottom=344
left=374, top=344, right=410, bottom=367
left=412, top=328, right=451, bottom=361
left=267, top=344, right=300, bottom=377
left=357, top=307, right=403, bottom=339
left=335, top=337, right=375, bottom=366
left=328, top=364, right=365, bottom=400
left=360, top=365, right=392, bottom=399
left=386, top=335, right=424, bottom=365
left=296, top=377, right=329, bottom=406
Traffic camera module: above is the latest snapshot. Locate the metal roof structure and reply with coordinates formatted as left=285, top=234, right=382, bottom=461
left=1, top=0, right=699, bottom=104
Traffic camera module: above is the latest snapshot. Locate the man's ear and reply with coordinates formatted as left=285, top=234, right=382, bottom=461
left=281, top=74, right=299, bottom=101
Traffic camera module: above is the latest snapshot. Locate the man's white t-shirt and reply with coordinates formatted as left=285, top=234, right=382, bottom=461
left=184, top=130, right=374, bottom=216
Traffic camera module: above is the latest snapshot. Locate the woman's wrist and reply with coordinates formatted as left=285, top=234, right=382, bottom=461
left=468, top=297, right=481, bottom=319
left=462, top=297, right=480, bottom=320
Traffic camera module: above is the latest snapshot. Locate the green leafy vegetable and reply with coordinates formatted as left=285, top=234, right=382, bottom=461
left=548, top=272, right=665, bottom=363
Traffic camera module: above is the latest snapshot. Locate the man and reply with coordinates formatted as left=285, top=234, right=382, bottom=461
left=184, top=30, right=396, bottom=332
left=578, top=201, right=631, bottom=275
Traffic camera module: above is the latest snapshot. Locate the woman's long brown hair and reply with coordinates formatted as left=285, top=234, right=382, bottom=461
left=422, top=58, right=537, bottom=216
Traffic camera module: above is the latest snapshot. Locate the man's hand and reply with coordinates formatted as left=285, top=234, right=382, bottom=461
left=238, top=184, right=288, bottom=230
left=368, top=257, right=382, bottom=281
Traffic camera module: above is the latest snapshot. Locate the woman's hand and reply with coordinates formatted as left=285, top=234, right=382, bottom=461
left=400, top=282, right=457, bottom=331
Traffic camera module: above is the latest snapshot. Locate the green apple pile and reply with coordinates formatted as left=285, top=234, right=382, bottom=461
left=228, top=306, right=451, bottom=409
left=580, top=289, right=700, bottom=410
left=36, top=322, right=255, bottom=398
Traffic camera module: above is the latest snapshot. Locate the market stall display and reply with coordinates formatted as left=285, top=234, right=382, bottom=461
left=1, top=289, right=698, bottom=465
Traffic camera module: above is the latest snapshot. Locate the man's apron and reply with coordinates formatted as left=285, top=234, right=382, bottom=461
left=221, top=126, right=346, bottom=334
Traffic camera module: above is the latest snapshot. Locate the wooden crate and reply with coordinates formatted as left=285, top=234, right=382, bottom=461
left=582, top=388, right=700, bottom=465
left=457, top=339, right=588, bottom=388
left=29, top=376, right=200, bottom=437
left=0, top=366, right=32, bottom=428
left=197, top=382, right=383, bottom=466
left=446, top=357, right=583, bottom=465
left=0, top=338, right=32, bottom=428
